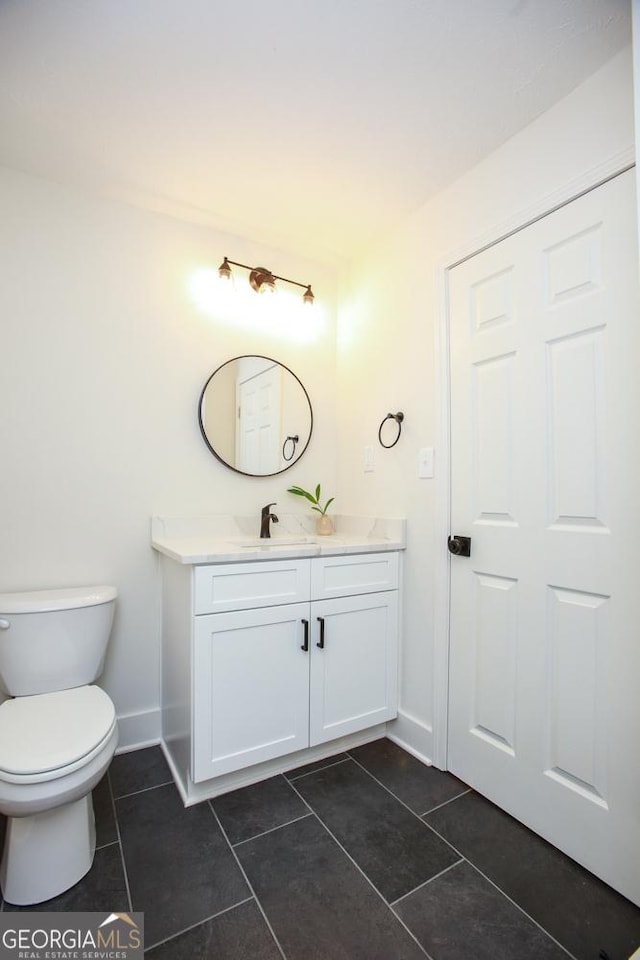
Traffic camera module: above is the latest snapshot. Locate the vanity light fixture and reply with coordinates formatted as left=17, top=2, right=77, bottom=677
left=218, top=257, right=315, bottom=305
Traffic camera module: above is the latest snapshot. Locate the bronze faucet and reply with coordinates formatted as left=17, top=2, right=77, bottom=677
left=260, top=503, right=279, bottom=538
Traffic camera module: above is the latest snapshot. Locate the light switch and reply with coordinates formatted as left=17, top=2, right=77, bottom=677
left=418, top=446, right=434, bottom=479
left=363, top=445, right=375, bottom=472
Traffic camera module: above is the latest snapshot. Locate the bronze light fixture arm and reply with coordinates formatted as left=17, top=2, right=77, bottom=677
left=219, top=256, right=256, bottom=274
left=218, top=257, right=314, bottom=304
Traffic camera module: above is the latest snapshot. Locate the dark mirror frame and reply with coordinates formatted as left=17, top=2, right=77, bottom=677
left=198, top=355, right=313, bottom=477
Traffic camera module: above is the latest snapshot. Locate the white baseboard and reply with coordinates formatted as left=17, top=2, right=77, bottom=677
left=115, top=707, right=162, bottom=753
left=386, top=710, right=435, bottom=767
left=113, top=708, right=437, bottom=785
left=173, top=724, right=388, bottom=806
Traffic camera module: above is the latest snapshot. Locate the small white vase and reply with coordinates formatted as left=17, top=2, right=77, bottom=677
left=315, top=514, right=333, bottom=536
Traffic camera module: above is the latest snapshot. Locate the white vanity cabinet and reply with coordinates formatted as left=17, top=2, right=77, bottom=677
left=168, top=551, right=399, bottom=786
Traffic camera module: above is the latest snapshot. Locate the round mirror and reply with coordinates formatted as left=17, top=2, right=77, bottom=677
left=198, top=355, right=313, bottom=477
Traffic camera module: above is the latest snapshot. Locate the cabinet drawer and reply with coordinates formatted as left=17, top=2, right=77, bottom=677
left=194, top=559, right=311, bottom=614
left=311, top=552, right=399, bottom=600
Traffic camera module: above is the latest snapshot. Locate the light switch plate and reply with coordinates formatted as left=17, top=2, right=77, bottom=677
left=418, top=446, right=434, bottom=478
left=363, top=445, right=375, bottom=472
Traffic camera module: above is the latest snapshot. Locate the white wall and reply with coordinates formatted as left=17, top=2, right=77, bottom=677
left=337, top=47, right=635, bottom=763
left=0, top=170, right=338, bottom=745
left=0, top=46, right=633, bottom=758
left=634, top=0, right=640, bottom=251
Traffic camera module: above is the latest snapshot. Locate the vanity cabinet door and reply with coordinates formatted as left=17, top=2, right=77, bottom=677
left=309, top=591, right=398, bottom=746
left=192, top=603, right=310, bottom=781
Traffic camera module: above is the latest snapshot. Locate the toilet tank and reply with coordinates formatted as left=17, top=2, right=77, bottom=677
left=0, top=585, right=117, bottom=696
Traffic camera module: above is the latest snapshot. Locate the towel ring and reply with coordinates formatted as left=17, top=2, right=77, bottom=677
left=282, top=434, right=299, bottom=462
left=378, top=412, right=404, bottom=449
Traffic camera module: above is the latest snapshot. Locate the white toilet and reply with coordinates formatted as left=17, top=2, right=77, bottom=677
left=0, top=585, right=118, bottom=905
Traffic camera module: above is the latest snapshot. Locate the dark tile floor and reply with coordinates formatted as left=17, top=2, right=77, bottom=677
left=1, top=738, right=640, bottom=959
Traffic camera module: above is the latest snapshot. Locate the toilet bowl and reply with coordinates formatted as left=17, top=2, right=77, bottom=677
left=0, top=585, right=118, bottom=905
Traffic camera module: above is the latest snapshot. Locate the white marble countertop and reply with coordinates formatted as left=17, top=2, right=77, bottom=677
left=151, top=514, right=406, bottom=564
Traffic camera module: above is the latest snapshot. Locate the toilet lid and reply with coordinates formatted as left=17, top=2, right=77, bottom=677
left=0, top=584, right=117, bottom=614
left=0, top=685, right=116, bottom=776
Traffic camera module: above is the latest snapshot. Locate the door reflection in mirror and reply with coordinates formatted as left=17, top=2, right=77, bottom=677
left=198, top=355, right=313, bottom=477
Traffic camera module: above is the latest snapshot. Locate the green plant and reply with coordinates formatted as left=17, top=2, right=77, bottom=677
left=287, top=483, right=334, bottom=516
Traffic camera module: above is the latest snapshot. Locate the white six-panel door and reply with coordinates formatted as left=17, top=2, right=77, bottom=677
left=236, top=363, right=282, bottom=474
left=448, top=170, right=640, bottom=905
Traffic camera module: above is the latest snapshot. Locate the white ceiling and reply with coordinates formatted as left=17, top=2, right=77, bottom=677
left=0, top=0, right=631, bottom=263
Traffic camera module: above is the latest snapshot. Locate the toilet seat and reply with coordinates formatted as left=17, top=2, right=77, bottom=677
left=0, top=685, right=116, bottom=784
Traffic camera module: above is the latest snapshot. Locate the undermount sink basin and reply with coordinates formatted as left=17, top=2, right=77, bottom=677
left=227, top=536, right=318, bottom=548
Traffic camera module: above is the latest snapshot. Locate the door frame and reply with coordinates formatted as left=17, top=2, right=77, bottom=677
left=431, top=148, right=635, bottom=770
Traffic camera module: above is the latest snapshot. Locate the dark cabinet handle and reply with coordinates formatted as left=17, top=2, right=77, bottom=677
left=317, top=616, right=325, bottom=648
left=301, top=619, right=309, bottom=651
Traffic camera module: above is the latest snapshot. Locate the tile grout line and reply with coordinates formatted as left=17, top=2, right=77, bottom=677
left=285, top=777, right=435, bottom=960
left=143, top=896, right=255, bottom=953
left=418, top=788, right=472, bottom=818
left=107, top=769, right=134, bottom=915
left=344, top=750, right=471, bottom=821
left=95, top=838, right=120, bottom=852
left=111, top=779, right=174, bottom=802
left=462, top=860, right=578, bottom=960
left=232, top=812, right=313, bottom=848
left=207, top=800, right=290, bottom=960
left=345, top=754, right=579, bottom=960
left=389, top=859, right=576, bottom=960
left=346, top=752, right=471, bottom=850
left=389, top=859, right=465, bottom=907
left=286, top=756, right=351, bottom=782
